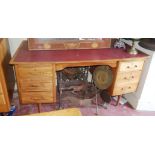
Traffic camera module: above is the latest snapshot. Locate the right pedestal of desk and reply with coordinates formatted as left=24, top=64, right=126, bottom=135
left=110, top=59, right=145, bottom=103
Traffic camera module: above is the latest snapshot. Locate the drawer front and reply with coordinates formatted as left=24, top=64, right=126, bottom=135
left=21, top=92, right=54, bottom=104
left=119, top=60, right=144, bottom=72
left=116, top=71, right=142, bottom=84
left=20, top=80, right=53, bottom=92
left=0, top=95, right=5, bottom=105
left=17, top=65, right=53, bottom=79
left=113, top=83, right=138, bottom=96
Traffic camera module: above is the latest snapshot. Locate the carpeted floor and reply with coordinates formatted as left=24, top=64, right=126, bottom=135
left=11, top=91, right=155, bottom=116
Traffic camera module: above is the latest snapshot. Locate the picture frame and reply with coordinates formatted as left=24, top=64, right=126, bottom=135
left=28, top=38, right=111, bottom=50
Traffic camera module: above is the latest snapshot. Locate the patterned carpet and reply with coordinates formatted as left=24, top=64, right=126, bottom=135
left=11, top=91, right=155, bottom=116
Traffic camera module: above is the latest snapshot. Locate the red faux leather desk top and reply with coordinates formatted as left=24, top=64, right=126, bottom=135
left=11, top=41, right=148, bottom=64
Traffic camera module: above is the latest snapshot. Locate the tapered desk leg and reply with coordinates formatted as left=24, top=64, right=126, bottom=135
left=59, top=89, right=63, bottom=109
left=115, top=95, right=121, bottom=106
left=58, top=71, right=64, bottom=110
left=37, top=104, right=41, bottom=113
left=95, top=88, right=99, bottom=115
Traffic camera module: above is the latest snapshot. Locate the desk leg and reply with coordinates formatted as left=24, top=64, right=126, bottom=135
left=58, top=71, right=64, bottom=110
left=95, top=88, right=99, bottom=115
left=59, top=88, right=64, bottom=109
left=115, top=95, right=121, bottom=106
left=59, top=93, right=62, bottom=110
left=37, top=104, right=41, bottom=113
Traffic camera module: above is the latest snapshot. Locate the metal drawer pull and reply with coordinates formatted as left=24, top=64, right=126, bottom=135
left=124, top=77, right=127, bottom=80
left=131, top=76, right=134, bottom=79
left=127, top=66, right=130, bottom=69
left=121, top=88, right=124, bottom=90
left=128, top=86, right=131, bottom=89
left=134, top=65, right=138, bottom=68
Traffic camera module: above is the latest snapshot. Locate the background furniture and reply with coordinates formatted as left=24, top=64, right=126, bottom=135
left=10, top=41, right=148, bottom=111
left=0, top=39, right=15, bottom=113
left=28, top=108, right=81, bottom=116
left=28, top=38, right=111, bottom=50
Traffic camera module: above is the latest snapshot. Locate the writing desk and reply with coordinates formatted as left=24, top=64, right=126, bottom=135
left=10, top=41, right=148, bottom=109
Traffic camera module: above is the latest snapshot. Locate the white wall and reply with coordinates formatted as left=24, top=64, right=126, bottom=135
left=8, top=38, right=26, bottom=56
left=8, top=38, right=26, bottom=90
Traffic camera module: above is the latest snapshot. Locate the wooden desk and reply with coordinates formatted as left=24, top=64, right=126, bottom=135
left=10, top=41, right=148, bottom=108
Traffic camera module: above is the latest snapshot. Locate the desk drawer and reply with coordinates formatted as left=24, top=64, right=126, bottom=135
left=20, top=80, right=53, bottom=92
left=119, top=60, right=144, bottom=72
left=21, top=92, right=54, bottom=104
left=17, top=65, right=53, bottom=78
left=116, top=71, right=142, bottom=84
left=113, top=83, right=138, bottom=96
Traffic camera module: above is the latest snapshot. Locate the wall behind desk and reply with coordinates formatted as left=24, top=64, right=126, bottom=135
left=8, top=38, right=26, bottom=55
left=8, top=38, right=26, bottom=90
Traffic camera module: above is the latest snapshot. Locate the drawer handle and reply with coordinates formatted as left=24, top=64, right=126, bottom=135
left=28, top=72, right=38, bottom=76
left=127, top=66, right=130, bottom=69
left=121, top=88, right=124, bottom=91
left=131, top=76, right=134, bottom=79
left=31, top=98, right=40, bottom=100
left=29, top=72, right=46, bottom=75
left=31, top=85, right=38, bottom=87
left=134, top=65, right=138, bottom=68
left=128, top=86, right=131, bottom=89
left=124, top=77, right=127, bottom=80
left=31, top=97, right=44, bottom=100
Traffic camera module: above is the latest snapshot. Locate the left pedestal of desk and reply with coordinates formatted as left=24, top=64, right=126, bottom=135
left=0, top=39, right=15, bottom=113
left=14, top=64, right=56, bottom=105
